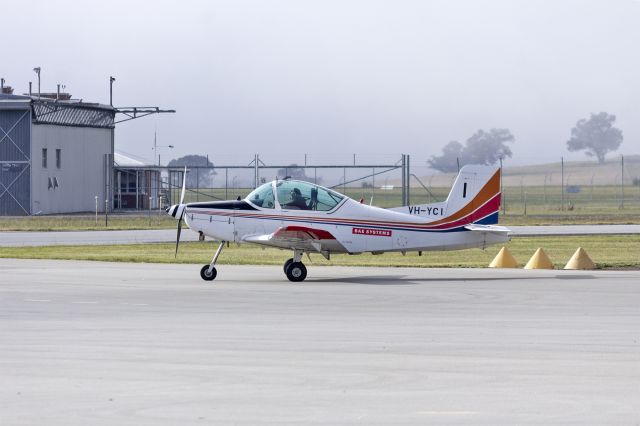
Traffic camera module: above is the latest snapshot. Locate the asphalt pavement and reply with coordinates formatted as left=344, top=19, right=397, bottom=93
left=1, top=259, right=639, bottom=425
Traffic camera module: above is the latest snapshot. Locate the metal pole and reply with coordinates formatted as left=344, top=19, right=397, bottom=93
left=500, top=156, right=505, bottom=215
left=109, top=76, right=115, bottom=106
left=33, top=67, right=40, bottom=100
left=196, top=168, right=199, bottom=202
left=401, top=155, right=406, bottom=206
left=149, top=196, right=153, bottom=225
left=561, top=156, right=564, bottom=211
left=343, top=167, right=346, bottom=194
left=254, top=153, right=259, bottom=188
left=406, top=154, right=410, bottom=205
left=117, top=171, right=122, bottom=210
left=136, top=171, right=139, bottom=209
left=620, top=154, right=624, bottom=209
left=95, top=196, right=98, bottom=225
left=372, top=167, right=375, bottom=204
left=104, top=199, right=108, bottom=227
left=225, top=168, right=228, bottom=200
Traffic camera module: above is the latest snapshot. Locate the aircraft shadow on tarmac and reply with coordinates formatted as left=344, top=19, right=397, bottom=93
left=306, top=274, right=595, bottom=285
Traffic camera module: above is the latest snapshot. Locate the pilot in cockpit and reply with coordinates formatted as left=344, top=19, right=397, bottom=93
left=251, top=193, right=264, bottom=207
left=287, top=187, right=309, bottom=210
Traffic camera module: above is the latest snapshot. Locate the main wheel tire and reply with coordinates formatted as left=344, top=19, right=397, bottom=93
left=283, top=258, right=294, bottom=273
left=285, top=262, right=307, bottom=282
left=200, top=265, right=217, bottom=281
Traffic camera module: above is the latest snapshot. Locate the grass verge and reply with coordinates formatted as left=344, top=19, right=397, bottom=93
left=1, top=235, right=638, bottom=269
left=0, top=215, right=174, bottom=231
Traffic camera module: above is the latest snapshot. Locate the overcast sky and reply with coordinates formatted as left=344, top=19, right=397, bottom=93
left=3, top=0, right=639, bottom=169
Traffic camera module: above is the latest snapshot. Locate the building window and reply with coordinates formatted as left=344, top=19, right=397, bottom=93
left=56, top=149, right=61, bottom=169
left=42, top=148, right=47, bottom=168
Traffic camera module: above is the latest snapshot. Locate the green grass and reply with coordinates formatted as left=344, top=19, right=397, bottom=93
left=1, top=235, right=638, bottom=269
left=0, top=215, right=175, bottom=231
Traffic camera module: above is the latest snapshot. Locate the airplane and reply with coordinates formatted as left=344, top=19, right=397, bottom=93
left=166, top=165, right=510, bottom=282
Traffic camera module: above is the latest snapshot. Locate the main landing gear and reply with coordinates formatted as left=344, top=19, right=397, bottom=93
left=200, top=240, right=225, bottom=281
left=199, top=243, right=308, bottom=283
left=283, top=249, right=307, bottom=282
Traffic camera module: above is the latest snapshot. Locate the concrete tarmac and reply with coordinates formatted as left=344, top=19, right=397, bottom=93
left=1, top=224, right=639, bottom=246
left=1, top=259, right=639, bottom=425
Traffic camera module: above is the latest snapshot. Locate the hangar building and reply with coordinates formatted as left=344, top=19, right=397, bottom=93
left=0, top=92, right=114, bottom=215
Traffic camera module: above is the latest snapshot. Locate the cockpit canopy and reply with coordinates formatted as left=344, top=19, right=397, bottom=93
left=246, top=180, right=345, bottom=211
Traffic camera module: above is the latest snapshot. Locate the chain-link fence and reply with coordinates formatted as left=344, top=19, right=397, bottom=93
left=113, top=154, right=640, bottom=218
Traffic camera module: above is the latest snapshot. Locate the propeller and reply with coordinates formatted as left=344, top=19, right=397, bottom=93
left=165, top=166, right=188, bottom=258
left=174, top=166, right=188, bottom=257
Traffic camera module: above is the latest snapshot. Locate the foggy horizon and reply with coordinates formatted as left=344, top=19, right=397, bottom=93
left=3, top=0, right=639, bottom=170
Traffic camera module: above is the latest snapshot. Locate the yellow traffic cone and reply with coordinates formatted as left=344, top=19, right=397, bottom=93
left=564, top=247, right=595, bottom=270
left=524, top=248, right=554, bottom=269
left=489, top=247, right=518, bottom=268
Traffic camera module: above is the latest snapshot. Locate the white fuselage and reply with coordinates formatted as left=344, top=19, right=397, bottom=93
left=183, top=197, right=507, bottom=254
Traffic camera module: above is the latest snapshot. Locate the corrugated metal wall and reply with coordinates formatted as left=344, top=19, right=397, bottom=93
left=0, top=108, right=31, bottom=215
left=31, top=125, right=112, bottom=214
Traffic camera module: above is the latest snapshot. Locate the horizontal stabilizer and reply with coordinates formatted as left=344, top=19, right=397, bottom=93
left=464, top=224, right=511, bottom=234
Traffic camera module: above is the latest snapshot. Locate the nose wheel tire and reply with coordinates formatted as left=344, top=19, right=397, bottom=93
left=283, top=258, right=294, bottom=273
left=200, top=265, right=217, bottom=281
left=285, top=262, right=307, bottom=282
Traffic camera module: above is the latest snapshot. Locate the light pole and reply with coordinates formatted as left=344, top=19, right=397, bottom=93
left=152, top=130, right=174, bottom=166
left=33, top=67, right=41, bottom=99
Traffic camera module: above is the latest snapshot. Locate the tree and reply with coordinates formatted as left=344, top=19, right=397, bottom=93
left=567, top=112, right=623, bottom=163
left=426, top=141, right=464, bottom=173
left=428, top=128, right=514, bottom=173
left=168, top=155, right=216, bottom=187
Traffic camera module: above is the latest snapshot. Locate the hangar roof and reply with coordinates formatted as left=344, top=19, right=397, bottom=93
left=0, top=93, right=115, bottom=129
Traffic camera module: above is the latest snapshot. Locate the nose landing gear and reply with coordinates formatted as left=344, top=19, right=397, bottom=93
left=200, top=240, right=225, bottom=281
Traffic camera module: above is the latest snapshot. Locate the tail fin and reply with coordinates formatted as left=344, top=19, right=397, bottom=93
left=389, top=165, right=501, bottom=226
left=444, top=165, right=501, bottom=225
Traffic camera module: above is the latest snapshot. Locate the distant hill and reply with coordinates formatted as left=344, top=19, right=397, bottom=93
left=413, top=155, right=640, bottom=187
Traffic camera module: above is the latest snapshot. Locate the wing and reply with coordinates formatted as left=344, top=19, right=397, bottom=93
left=242, top=225, right=347, bottom=257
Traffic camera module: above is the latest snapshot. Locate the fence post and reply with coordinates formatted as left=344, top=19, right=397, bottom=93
left=343, top=167, right=346, bottom=194
left=500, top=156, right=505, bottom=215
left=254, top=153, right=259, bottom=189
left=372, top=167, right=375, bottom=204
left=621, top=154, right=624, bottom=209
left=406, top=154, right=410, bottom=205
left=401, top=154, right=406, bottom=206
left=561, top=156, right=564, bottom=211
